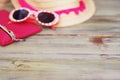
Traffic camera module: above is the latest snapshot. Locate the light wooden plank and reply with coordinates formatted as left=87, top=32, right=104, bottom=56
left=0, top=59, right=120, bottom=80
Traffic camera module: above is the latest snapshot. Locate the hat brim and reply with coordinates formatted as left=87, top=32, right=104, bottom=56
left=11, top=0, right=95, bottom=27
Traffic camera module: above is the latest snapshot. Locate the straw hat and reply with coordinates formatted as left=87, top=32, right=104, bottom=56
left=11, top=0, right=95, bottom=27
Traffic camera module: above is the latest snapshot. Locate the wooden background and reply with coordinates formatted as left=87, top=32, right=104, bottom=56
left=0, top=0, right=120, bottom=80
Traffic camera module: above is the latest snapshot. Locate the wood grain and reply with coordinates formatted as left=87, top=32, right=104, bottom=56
left=0, top=0, right=120, bottom=80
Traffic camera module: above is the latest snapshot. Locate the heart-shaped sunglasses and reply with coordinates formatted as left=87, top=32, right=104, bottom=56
left=9, top=8, right=59, bottom=30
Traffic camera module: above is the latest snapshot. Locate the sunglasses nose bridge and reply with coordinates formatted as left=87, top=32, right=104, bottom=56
left=25, top=11, right=38, bottom=24
left=32, top=11, right=41, bottom=23
left=28, top=11, right=38, bottom=20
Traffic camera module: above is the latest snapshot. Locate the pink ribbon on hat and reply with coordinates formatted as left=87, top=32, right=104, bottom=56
left=18, top=0, right=86, bottom=15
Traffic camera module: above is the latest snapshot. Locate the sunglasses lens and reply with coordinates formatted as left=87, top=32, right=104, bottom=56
left=38, top=12, right=55, bottom=23
left=13, top=9, right=29, bottom=20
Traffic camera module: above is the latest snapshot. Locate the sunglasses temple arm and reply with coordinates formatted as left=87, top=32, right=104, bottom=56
left=51, top=25, right=56, bottom=30
left=25, top=17, right=38, bottom=24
